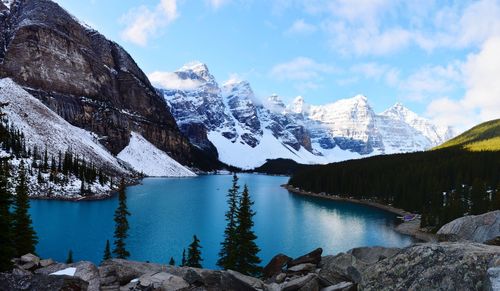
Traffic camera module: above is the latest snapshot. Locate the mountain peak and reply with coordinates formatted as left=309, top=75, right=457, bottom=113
left=177, top=61, right=216, bottom=84
left=382, top=102, right=417, bottom=120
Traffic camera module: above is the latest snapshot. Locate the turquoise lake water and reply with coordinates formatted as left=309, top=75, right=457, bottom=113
left=29, top=174, right=413, bottom=269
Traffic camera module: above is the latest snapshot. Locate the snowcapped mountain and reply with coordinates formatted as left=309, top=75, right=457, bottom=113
left=157, top=62, right=454, bottom=169
left=0, top=78, right=195, bottom=186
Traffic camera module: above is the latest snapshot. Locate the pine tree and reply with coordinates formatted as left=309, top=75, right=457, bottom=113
left=103, top=240, right=112, bottom=261
left=181, top=249, right=186, bottom=267
left=113, top=179, right=130, bottom=259
left=66, top=250, right=73, bottom=264
left=169, top=257, right=175, bottom=266
left=217, top=173, right=240, bottom=270
left=234, top=185, right=261, bottom=276
left=13, top=161, right=38, bottom=257
left=0, top=159, right=15, bottom=272
left=186, top=235, right=203, bottom=268
left=470, top=179, right=487, bottom=215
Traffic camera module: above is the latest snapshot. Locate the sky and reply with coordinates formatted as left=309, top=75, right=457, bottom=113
left=53, top=0, right=500, bottom=132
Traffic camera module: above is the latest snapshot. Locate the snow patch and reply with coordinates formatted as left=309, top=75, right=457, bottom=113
left=50, top=267, right=77, bottom=276
left=117, top=132, right=195, bottom=177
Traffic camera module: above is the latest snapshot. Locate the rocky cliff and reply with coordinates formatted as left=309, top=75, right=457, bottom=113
left=0, top=0, right=201, bottom=167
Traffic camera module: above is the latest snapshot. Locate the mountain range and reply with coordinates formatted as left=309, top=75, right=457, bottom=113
left=158, top=62, right=454, bottom=169
left=0, top=0, right=454, bottom=183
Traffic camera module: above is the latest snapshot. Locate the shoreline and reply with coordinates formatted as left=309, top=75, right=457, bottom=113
left=282, top=184, right=436, bottom=242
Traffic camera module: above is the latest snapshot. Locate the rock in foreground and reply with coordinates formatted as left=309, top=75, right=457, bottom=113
left=437, top=210, right=500, bottom=244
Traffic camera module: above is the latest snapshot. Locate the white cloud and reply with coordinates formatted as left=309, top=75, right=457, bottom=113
left=399, top=63, right=462, bottom=101
left=286, top=19, right=317, bottom=35
left=426, top=36, right=500, bottom=131
left=148, top=71, right=202, bottom=90
left=206, top=0, right=231, bottom=10
left=121, top=0, right=179, bottom=46
left=269, top=57, right=336, bottom=81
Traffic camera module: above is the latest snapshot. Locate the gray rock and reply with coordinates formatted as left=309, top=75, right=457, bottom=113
left=298, top=275, right=320, bottom=291
left=12, top=267, right=32, bottom=276
left=288, top=248, right=323, bottom=268
left=488, top=267, right=500, bottom=291
left=347, top=246, right=400, bottom=264
left=282, top=273, right=317, bottom=291
left=36, top=261, right=100, bottom=291
left=320, top=281, right=355, bottom=291
left=221, top=269, right=265, bottom=291
left=360, top=242, right=500, bottom=290
left=99, top=259, right=163, bottom=286
left=0, top=273, right=88, bottom=291
left=20, top=253, right=40, bottom=265
left=276, top=273, right=286, bottom=283
left=138, top=271, right=189, bottom=290
left=437, top=210, right=500, bottom=243
left=20, top=261, right=37, bottom=271
left=319, top=246, right=400, bottom=285
left=287, top=263, right=316, bottom=273
left=39, top=259, right=54, bottom=267
left=264, top=282, right=281, bottom=291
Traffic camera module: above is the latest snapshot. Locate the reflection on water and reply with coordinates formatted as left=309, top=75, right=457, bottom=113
left=30, top=174, right=413, bottom=268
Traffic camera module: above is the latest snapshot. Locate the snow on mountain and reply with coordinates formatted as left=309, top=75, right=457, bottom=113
left=381, top=102, right=454, bottom=146
left=156, top=62, right=454, bottom=169
left=0, top=78, right=127, bottom=174
left=117, top=132, right=195, bottom=177
left=0, top=78, right=193, bottom=180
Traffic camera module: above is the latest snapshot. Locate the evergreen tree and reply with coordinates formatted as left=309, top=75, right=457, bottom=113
left=186, top=235, right=203, bottom=268
left=66, top=250, right=73, bottom=264
left=113, top=179, right=130, bottom=259
left=13, top=161, right=38, bottom=257
left=470, top=179, right=487, bottom=215
left=217, top=173, right=240, bottom=270
left=0, top=159, right=15, bottom=272
left=181, top=249, right=186, bottom=267
left=103, top=240, right=112, bottom=261
left=169, top=257, right=175, bottom=266
left=234, top=185, right=261, bottom=276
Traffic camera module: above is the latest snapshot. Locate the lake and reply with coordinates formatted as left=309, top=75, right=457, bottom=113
left=29, top=174, right=413, bottom=269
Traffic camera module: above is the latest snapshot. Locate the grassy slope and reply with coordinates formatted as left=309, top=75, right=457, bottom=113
left=434, top=119, right=500, bottom=151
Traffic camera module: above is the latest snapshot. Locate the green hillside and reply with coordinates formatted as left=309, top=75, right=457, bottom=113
left=435, top=119, right=500, bottom=151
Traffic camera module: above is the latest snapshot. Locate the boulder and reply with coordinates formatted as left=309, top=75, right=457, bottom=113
left=20, top=253, right=40, bottom=265
left=320, top=281, right=355, bottom=291
left=39, top=259, right=55, bottom=267
left=287, top=263, right=317, bottom=274
left=275, top=273, right=286, bottom=283
left=20, top=261, right=37, bottom=271
left=437, top=210, right=500, bottom=243
left=138, top=271, right=189, bottom=290
left=36, top=261, right=100, bottom=291
left=263, top=253, right=292, bottom=279
left=288, top=248, right=323, bottom=268
left=360, top=242, right=500, bottom=290
left=319, top=246, right=400, bottom=284
left=0, top=273, right=88, bottom=291
left=99, top=259, right=163, bottom=286
left=282, top=273, right=318, bottom=291
left=347, top=246, right=400, bottom=264
left=221, top=269, right=266, bottom=291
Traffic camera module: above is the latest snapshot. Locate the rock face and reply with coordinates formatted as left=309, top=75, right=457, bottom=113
left=360, top=242, right=500, bottom=291
left=0, top=0, right=203, bottom=167
left=437, top=210, right=500, bottom=244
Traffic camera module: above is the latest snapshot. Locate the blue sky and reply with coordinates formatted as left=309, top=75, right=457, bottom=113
left=54, top=0, right=500, bottom=131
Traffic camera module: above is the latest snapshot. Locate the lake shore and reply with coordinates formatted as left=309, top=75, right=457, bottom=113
left=282, top=184, right=436, bottom=242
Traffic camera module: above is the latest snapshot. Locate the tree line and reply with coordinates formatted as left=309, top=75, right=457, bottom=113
left=288, top=148, right=500, bottom=230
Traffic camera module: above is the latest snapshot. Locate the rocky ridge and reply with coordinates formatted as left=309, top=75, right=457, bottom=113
left=157, top=62, right=454, bottom=169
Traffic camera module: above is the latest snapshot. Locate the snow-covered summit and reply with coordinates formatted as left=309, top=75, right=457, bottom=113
left=158, top=62, right=454, bottom=169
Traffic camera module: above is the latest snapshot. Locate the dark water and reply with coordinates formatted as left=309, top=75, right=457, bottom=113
left=29, top=174, right=413, bottom=268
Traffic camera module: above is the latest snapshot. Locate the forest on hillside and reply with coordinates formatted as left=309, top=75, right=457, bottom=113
left=288, top=148, right=500, bottom=229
